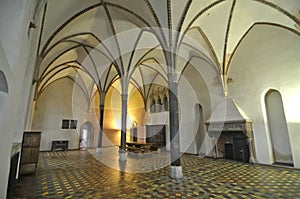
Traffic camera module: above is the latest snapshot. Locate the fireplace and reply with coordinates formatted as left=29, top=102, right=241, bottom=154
left=206, top=98, right=256, bottom=163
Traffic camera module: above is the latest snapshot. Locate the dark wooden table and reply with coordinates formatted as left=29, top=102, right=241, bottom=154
left=126, top=142, right=153, bottom=153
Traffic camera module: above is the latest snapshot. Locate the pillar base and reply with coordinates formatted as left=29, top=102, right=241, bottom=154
left=96, top=148, right=102, bottom=153
left=170, top=166, right=183, bottom=179
left=119, top=152, right=127, bottom=161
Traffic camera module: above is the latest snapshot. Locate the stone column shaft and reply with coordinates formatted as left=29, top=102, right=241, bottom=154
left=97, top=104, right=104, bottom=150
left=120, top=94, right=128, bottom=154
left=168, top=78, right=181, bottom=166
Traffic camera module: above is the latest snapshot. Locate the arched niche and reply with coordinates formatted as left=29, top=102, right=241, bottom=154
left=0, top=70, right=8, bottom=93
left=194, top=103, right=205, bottom=153
left=265, top=89, right=293, bottom=166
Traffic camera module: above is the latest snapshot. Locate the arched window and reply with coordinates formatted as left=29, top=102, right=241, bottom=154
left=163, top=94, right=168, bottom=111
left=157, top=96, right=163, bottom=112
left=194, top=103, right=205, bottom=154
left=150, top=98, right=156, bottom=113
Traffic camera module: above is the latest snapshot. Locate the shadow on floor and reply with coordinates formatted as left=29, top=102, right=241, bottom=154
left=9, top=173, right=35, bottom=199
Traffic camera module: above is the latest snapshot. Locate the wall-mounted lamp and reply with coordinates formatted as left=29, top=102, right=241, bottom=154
left=27, top=21, right=37, bottom=36
left=29, top=21, right=37, bottom=29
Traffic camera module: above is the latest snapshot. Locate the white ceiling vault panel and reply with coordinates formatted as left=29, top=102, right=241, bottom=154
left=106, top=0, right=157, bottom=27
left=37, top=0, right=300, bottom=101
left=91, top=6, right=114, bottom=41
left=39, top=41, right=80, bottom=75
left=228, top=24, right=300, bottom=75
left=247, top=1, right=298, bottom=30
left=76, top=46, right=99, bottom=85
left=227, top=0, right=255, bottom=55
left=38, top=67, right=76, bottom=93
left=42, top=0, right=99, bottom=49
left=183, top=28, right=218, bottom=67
left=42, top=49, right=79, bottom=78
left=148, top=0, right=168, bottom=29
left=131, top=67, right=143, bottom=87
left=102, top=65, right=119, bottom=92
left=148, top=0, right=169, bottom=46
left=43, top=6, right=98, bottom=53
left=170, top=0, right=191, bottom=32
left=187, top=0, right=232, bottom=69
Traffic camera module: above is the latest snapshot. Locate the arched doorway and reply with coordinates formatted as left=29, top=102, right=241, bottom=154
left=265, top=89, right=293, bottom=166
left=80, top=122, right=94, bottom=149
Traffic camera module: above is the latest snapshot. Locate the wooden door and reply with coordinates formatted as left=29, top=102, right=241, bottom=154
left=20, top=131, right=41, bottom=174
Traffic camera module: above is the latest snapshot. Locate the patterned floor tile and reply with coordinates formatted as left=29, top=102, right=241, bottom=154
left=10, top=149, right=300, bottom=198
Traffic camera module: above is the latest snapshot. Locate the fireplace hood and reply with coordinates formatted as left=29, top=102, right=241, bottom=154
left=206, top=98, right=251, bottom=124
left=205, top=98, right=256, bottom=163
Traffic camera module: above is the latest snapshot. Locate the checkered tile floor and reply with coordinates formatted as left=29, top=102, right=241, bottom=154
left=12, top=149, right=300, bottom=198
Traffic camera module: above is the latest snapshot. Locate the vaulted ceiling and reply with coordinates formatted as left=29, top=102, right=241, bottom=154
left=34, top=0, right=300, bottom=104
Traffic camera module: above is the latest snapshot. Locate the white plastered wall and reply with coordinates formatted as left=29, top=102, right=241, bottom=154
left=32, top=78, right=99, bottom=151
left=0, top=41, right=13, bottom=199
left=0, top=0, right=41, bottom=197
left=178, top=59, right=224, bottom=155
left=227, top=25, right=300, bottom=168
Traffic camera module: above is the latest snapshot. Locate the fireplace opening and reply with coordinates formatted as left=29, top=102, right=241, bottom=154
left=218, top=131, right=250, bottom=163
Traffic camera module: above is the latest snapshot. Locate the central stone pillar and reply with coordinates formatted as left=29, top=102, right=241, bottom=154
left=119, top=93, right=128, bottom=161
left=168, top=73, right=182, bottom=179
left=96, top=92, right=105, bottom=153
left=96, top=104, right=104, bottom=153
